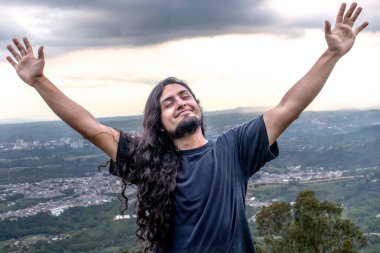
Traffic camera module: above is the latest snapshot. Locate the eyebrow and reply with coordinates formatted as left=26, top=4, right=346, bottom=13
left=160, top=90, right=190, bottom=106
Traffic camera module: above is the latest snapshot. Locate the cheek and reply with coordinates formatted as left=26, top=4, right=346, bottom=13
left=193, top=103, right=202, bottom=115
left=160, top=111, right=172, bottom=130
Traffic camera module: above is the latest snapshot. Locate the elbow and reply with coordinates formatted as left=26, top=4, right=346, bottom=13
left=293, top=110, right=302, bottom=121
left=82, top=131, right=102, bottom=141
left=278, top=101, right=302, bottom=123
left=81, top=133, right=92, bottom=141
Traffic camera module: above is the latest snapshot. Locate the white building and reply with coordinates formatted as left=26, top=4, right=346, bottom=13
left=114, top=214, right=131, bottom=220
left=50, top=205, right=70, bottom=216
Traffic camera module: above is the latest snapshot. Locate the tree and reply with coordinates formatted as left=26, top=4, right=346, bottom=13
left=255, top=190, right=367, bottom=253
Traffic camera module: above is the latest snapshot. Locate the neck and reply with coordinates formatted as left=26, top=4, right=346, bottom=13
left=173, top=128, right=207, bottom=151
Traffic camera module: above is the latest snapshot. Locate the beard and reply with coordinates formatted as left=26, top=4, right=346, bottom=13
left=167, top=116, right=202, bottom=139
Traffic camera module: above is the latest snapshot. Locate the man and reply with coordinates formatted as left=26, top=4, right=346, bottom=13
left=6, top=3, right=368, bottom=252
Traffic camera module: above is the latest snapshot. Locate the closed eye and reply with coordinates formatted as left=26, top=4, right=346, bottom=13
left=162, top=101, right=173, bottom=109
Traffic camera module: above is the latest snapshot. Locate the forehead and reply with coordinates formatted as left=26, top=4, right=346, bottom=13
left=160, top=83, right=191, bottom=102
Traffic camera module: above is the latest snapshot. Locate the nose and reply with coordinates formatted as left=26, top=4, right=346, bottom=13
left=176, top=97, right=186, bottom=108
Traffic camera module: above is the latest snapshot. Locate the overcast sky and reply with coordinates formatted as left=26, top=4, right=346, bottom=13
left=0, top=0, right=379, bottom=121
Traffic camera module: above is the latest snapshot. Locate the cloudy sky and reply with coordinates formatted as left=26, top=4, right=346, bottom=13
left=0, top=0, right=379, bottom=122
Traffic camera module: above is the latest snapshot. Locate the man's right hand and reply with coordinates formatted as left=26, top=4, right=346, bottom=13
left=7, top=37, right=45, bottom=87
left=6, top=37, right=120, bottom=161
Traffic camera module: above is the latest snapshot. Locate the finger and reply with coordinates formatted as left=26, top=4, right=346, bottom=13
left=7, top=45, right=21, bottom=62
left=13, top=37, right=27, bottom=56
left=6, top=56, right=17, bottom=68
left=354, top=21, right=369, bottom=35
left=343, top=2, right=357, bottom=24
left=38, top=46, right=45, bottom=61
left=350, top=7, right=362, bottom=25
left=324, top=20, right=332, bottom=35
left=23, top=37, right=34, bottom=54
left=335, top=3, right=346, bottom=24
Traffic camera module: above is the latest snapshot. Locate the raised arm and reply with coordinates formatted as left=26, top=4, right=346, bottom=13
left=263, top=2, right=369, bottom=145
left=6, top=37, right=120, bottom=161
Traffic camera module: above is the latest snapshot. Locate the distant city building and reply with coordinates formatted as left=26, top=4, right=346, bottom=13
left=70, top=140, right=84, bottom=148
left=50, top=205, right=70, bottom=216
left=70, top=142, right=78, bottom=148
left=16, top=139, right=25, bottom=146
left=114, top=214, right=131, bottom=220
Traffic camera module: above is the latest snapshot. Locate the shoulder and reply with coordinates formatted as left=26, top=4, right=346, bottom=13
left=118, top=131, right=141, bottom=152
left=216, top=115, right=264, bottom=142
left=109, top=131, right=141, bottom=180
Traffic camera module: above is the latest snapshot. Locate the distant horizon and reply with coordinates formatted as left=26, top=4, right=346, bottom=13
left=1, top=106, right=379, bottom=125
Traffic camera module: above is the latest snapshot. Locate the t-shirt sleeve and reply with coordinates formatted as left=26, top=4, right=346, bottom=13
left=233, top=114, right=279, bottom=178
left=109, top=131, right=136, bottom=179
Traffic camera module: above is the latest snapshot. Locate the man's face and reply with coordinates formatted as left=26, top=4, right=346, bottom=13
left=159, top=83, right=202, bottom=139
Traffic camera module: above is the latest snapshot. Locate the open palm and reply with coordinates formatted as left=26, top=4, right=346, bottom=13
left=325, top=3, right=368, bottom=56
left=7, top=37, right=45, bottom=87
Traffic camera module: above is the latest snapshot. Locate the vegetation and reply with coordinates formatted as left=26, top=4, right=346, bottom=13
left=1, top=201, right=142, bottom=252
left=255, top=190, right=367, bottom=253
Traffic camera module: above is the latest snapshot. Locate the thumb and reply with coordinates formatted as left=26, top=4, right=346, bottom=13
left=324, top=20, right=332, bottom=35
left=38, top=46, right=45, bottom=61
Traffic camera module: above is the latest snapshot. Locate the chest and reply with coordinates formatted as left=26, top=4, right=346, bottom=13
left=174, top=148, right=245, bottom=213
left=176, top=153, right=215, bottom=202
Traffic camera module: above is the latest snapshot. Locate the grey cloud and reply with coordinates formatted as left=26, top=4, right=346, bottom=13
left=1, top=0, right=281, bottom=50
left=1, top=0, right=378, bottom=53
left=68, top=0, right=277, bottom=46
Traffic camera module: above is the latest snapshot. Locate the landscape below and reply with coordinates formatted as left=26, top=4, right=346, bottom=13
left=0, top=109, right=379, bottom=252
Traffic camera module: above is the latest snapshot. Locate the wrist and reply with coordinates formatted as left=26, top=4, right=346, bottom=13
left=324, top=48, right=343, bottom=60
left=32, top=75, right=47, bottom=89
left=321, top=49, right=342, bottom=66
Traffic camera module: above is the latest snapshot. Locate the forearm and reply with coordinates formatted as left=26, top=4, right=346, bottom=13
left=33, top=75, right=102, bottom=139
left=279, top=49, right=341, bottom=118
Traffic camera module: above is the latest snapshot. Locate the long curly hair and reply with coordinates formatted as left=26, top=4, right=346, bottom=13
left=119, top=77, right=204, bottom=252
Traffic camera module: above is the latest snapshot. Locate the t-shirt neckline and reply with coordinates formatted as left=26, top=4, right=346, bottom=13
left=179, top=140, right=213, bottom=156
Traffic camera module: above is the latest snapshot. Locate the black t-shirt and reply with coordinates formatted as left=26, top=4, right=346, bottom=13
left=110, top=115, right=279, bottom=253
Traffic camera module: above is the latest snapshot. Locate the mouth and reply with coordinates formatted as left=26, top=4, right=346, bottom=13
left=175, top=109, right=192, bottom=118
